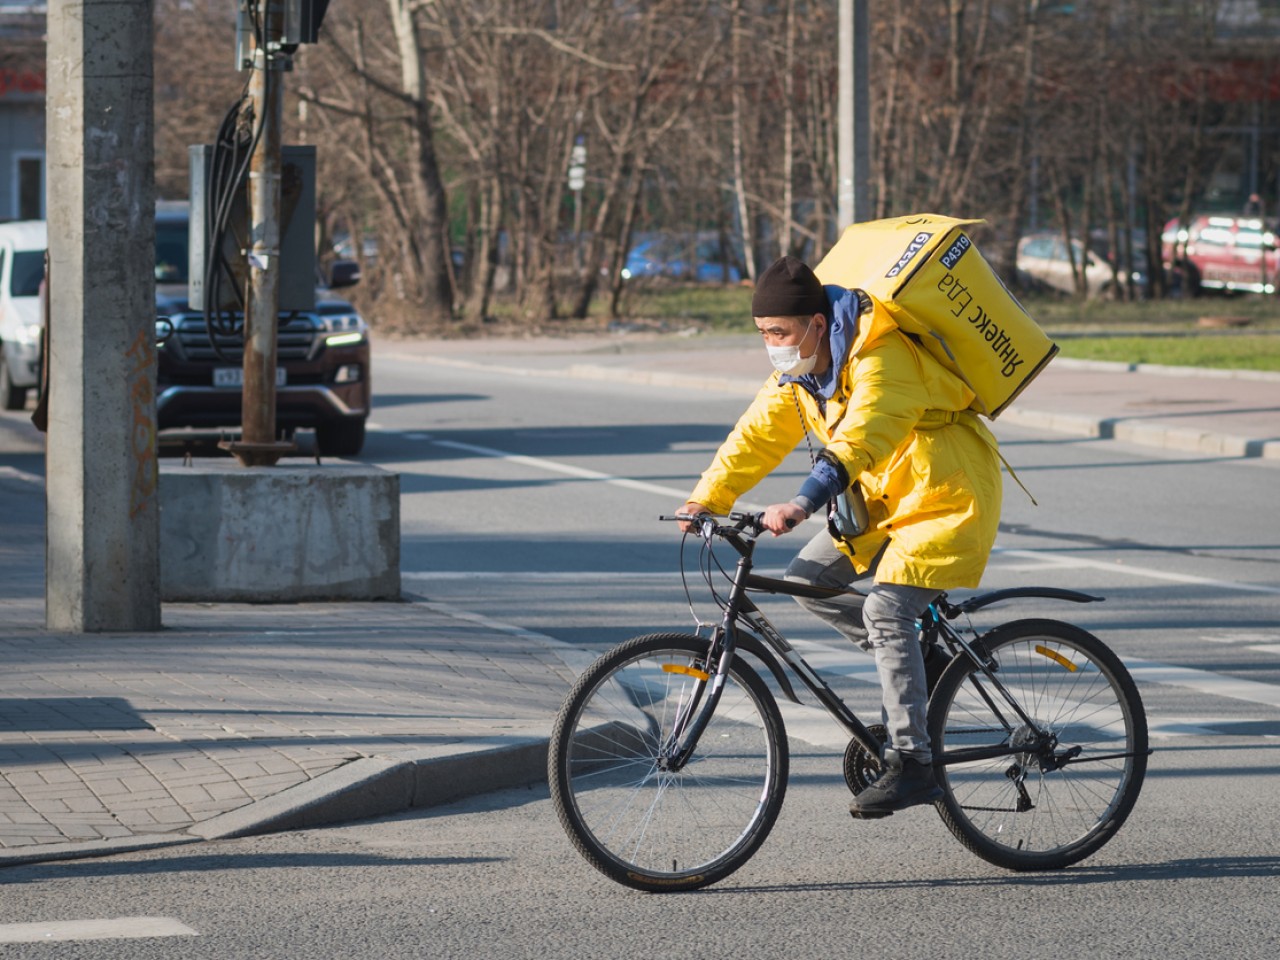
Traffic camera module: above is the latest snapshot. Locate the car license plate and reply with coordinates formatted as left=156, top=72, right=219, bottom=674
left=214, top=367, right=286, bottom=388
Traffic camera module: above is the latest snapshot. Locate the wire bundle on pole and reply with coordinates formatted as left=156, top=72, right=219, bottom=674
left=202, top=2, right=270, bottom=361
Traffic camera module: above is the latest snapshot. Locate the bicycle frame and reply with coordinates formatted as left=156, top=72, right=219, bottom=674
left=664, top=514, right=1110, bottom=773
left=664, top=521, right=885, bottom=769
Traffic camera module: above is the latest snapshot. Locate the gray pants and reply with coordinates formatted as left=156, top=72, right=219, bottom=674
left=783, top=529, right=938, bottom=763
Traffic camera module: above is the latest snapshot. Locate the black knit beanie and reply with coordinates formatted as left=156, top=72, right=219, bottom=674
left=751, top=256, right=829, bottom=318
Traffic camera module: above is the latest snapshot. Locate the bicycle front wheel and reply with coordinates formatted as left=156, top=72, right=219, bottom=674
left=929, top=619, right=1148, bottom=871
left=548, top=633, right=788, bottom=892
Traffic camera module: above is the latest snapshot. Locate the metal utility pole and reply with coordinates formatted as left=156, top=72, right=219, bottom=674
left=837, top=0, right=871, bottom=230
left=225, top=0, right=293, bottom=467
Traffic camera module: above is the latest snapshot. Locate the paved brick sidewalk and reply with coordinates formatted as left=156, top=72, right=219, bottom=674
left=0, top=597, right=579, bottom=862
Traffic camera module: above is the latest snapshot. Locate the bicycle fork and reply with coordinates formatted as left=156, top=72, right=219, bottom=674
left=656, top=546, right=763, bottom=772
left=656, top=649, right=726, bottom=772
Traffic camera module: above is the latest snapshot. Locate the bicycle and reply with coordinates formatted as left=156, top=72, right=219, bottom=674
left=548, top=512, right=1151, bottom=892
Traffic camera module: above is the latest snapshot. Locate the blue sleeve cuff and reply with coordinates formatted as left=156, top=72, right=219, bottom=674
left=796, top=457, right=846, bottom=508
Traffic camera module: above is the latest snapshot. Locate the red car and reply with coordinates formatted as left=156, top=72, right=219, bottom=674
left=1162, top=215, right=1280, bottom=295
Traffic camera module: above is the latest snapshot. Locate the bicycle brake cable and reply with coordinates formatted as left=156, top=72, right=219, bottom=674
left=678, top=528, right=718, bottom=635
left=700, top=527, right=737, bottom=614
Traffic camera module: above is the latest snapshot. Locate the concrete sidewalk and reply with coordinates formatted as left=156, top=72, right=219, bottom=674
left=1, top=333, right=1277, bottom=868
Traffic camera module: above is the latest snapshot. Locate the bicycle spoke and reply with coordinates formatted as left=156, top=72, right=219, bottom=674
left=930, top=620, right=1148, bottom=871
left=549, top=634, right=788, bottom=891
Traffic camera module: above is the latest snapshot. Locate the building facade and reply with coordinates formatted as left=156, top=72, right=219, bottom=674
left=0, top=3, right=46, bottom=222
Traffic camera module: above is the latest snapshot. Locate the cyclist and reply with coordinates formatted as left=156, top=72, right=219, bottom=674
left=678, top=255, right=1003, bottom=816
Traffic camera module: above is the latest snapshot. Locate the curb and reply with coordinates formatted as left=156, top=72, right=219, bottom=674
left=997, top=407, right=1280, bottom=460
left=0, top=835, right=198, bottom=868
left=0, top=736, right=553, bottom=868
left=1049, top=356, right=1280, bottom=382
left=190, top=735, right=551, bottom=840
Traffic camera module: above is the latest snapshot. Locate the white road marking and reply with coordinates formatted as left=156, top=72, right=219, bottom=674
left=0, top=918, right=198, bottom=943
left=1124, top=658, right=1280, bottom=710
left=0, top=465, right=43, bottom=485
left=403, top=570, right=688, bottom=582
left=433, top=594, right=1280, bottom=748
left=409, top=597, right=599, bottom=674
left=1201, top=631, right=1280, bottom=644
left=984, top=558, right=1098, bottom=572
left=402, top=568, right=809, bottom=586
left=995, top=547, right=1280, bottom=595
left=419, top=434, right=782, bottom=512
left=776, top=695, right=1271, bottom=750
left=781, top=632, right=1280, bottom=749
left=414, top=432, right=1276, bottom=597
left=795, top=630, right=1280, bottom=715
left=429, top=436, right=694, bottom=499
left=400, top=562, right=1079, bottom=581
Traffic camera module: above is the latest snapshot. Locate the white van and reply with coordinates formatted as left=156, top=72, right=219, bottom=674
left=0, top=220, right=47, bottom=410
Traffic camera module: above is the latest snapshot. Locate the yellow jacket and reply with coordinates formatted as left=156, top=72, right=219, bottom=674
left=689, top=293, right=1002, bottom=589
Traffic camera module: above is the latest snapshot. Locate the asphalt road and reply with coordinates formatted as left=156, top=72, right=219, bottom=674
left=1, top=347, right=1278, bottom=955
left=0, top=745, right=1275, bottom=959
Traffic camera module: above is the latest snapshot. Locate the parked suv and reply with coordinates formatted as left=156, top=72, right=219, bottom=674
left=0, top=220, right=47, bottom=410
left=1161, top=214, right=1279, bottom=295
left=155, top=202, right=372, bottom=456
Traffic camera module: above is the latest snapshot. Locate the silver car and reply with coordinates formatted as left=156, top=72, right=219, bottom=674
left=1016, top=231, right=1128, bottom=300
left=0, top=220, right=47, bottom=410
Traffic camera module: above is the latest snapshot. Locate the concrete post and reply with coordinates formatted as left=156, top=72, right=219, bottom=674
left=45, top=0, right=160, bottom=631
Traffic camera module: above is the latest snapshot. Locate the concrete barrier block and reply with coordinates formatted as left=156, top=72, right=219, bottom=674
left=159, top=460, right=400, bottom=602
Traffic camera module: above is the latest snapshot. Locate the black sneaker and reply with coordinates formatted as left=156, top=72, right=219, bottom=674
left=849, top=757, right=943, bottom=818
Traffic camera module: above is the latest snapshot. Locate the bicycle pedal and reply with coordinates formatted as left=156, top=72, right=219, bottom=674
left=848, top=807, right=894, bottom=820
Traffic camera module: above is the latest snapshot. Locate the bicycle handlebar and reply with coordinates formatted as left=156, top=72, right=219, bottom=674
left=662, top=512, right=800, bottom=538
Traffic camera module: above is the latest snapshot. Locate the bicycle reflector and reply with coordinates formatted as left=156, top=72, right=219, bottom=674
left=662, top=663, right=711, bottom=681
left=1035, top=645, right=1079, bottom=672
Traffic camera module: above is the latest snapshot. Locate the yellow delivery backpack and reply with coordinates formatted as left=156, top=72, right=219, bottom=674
left=814, top=214, right=1057, bottom=419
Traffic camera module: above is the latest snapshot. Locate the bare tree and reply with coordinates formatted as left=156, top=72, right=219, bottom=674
left=153, top=0, right=249, bottom=200
left=153, top=0, right=1280, bottom=322
left=296, top=2, right=453, bottom=330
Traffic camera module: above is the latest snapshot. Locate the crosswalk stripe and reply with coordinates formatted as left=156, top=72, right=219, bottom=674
left=1125, top=657, right=1280, bottom=710
left=0, top=918, right=197, bottom=943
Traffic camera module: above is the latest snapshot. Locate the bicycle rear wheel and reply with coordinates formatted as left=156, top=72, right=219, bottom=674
left=548, top=633, right=788, bottom=892
left=929, top=619, right=1148, bottom=871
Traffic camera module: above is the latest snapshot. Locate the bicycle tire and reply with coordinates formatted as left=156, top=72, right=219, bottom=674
left=548, top=633, right=788, bottom=892
left=928, top=619, right=1148, bottom=871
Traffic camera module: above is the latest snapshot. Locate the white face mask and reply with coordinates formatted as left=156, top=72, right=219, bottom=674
left=765, top=317, right=820, bottom=375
